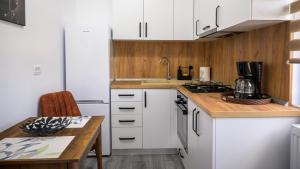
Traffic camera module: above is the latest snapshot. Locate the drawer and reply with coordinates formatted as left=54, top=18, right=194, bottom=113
left=112, top=128, right=142, bottom=149
left=111, top=89, right=143, bottom=102
left=112, top=114, right=142, bottom=127
left=111, top=102, right=142, bottom=115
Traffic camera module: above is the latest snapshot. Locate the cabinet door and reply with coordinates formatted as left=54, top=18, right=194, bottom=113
left=144, top=0, right=174, bottom=40
left=143, top=89, right=172, bottom=148
left=193, top=0, right=201, bottom=39
left=195, top=107, right=214, bottom=169
left=187, top=101, right=199, bottom=169
left=174, top=0, right=193, bottom=40
left=291, top=126, right=300, bottom=169
left=199, top=0, right=219, bottom=36
left=112, top=0, right=143, bottom=40
left=188, top=100, right=214, bottom=169
left=218, top=0, right=251, bottom=31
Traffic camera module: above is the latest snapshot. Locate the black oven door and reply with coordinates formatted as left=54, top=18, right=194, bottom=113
left=176, top=101, right=188, bottom=153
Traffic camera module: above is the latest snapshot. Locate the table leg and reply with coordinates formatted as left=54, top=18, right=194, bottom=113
left=95, top=128, right=102, bottom=169
left=68, top=162, right=80, bottom=169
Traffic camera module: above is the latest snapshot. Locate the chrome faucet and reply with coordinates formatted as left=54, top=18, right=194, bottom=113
left=159, top=57, right=171, bottom=80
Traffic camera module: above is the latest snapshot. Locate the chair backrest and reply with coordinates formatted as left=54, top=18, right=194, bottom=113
left=39, top=91, right=81, bottom=117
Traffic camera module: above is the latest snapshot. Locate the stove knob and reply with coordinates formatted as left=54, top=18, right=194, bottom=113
left=177, top=95, right=182, bottom=99
left=181, top=100, right=187, bottom=104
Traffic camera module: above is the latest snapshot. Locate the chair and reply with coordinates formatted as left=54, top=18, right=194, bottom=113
left=39, top=91, right=81, bottom=117
left=39, top=91, right=97, bottom=151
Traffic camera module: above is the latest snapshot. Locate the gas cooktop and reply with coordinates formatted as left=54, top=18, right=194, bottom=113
left=183, top=81, right=234, bottom=93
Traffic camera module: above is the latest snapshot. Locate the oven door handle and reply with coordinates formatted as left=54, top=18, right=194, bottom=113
left=175, top=101, right=188, bottom=115
left=192, top=108, right=197, bottom=133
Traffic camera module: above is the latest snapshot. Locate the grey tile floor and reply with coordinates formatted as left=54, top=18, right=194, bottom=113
left=83, top=154, right=185, bottom=169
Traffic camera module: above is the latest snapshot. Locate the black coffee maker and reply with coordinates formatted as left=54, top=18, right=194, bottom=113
left=234, top=61, right=263, bottom=99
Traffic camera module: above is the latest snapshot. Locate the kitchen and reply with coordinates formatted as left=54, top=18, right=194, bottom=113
left=1, top=0, right=300, bottom=169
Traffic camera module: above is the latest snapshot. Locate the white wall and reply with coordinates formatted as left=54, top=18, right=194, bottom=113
left=0, top=0, right=65, bottom=131
left=0, top=0, right=112, bottom=131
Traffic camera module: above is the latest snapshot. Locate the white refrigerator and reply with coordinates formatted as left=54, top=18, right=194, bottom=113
left=64, top=25, right=111, bottom=156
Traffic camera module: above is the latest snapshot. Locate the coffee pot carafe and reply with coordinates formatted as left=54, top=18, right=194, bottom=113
left=234, top=61, right=263, bottom=99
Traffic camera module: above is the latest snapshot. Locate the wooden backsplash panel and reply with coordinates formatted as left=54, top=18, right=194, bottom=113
left=112, top=22, right=290, bottom=99
left=112, top=41, right=210, bottom=79
left=208, top=22, right=290, bottom=99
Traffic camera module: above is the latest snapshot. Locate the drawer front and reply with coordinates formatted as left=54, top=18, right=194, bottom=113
left=112, top=115, right=142, bottom=127
left=111, top=89, right=143, bottom=102
left=111, top=102, right=142, bottom=115
left=112, top=128, right=142, bottom=149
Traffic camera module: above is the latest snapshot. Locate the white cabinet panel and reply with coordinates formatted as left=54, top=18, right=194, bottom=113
left=144, top=0, right=174, bottom=40
left=143, top=89, right=173, bottom=148
left=188, top=100, right=214, bottom=169
left=218, top=0, right=252, bottom=31
left=252, top=0, right=290, bottom=20
left=200, top=0, right=218, bottom=35
left=215, top=118, right=299, bottom=169
left=291, top=125, right=300, bottom=169
left=112, top=0, right=143, bottom=40
left=174, top=0, right=193, bottom=40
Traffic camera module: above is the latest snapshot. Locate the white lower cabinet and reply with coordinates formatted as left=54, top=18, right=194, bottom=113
left=143, top=89, right=176, bottom=148
left=185, top=99, right=299, bottom=169
left=111, top=89, right=177, bottom=149
left=291, top=125, right=300, bottom=169
left=188, top=100, right=213, bottom=169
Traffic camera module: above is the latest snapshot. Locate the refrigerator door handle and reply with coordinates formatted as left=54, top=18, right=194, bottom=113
left=76, top=100, right=105, bottom=104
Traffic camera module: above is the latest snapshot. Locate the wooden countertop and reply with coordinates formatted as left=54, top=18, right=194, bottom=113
left=111, top=81, right=300, bottom=118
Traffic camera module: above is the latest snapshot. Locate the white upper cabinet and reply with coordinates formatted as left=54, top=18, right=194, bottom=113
left=194, top=0, right=219, bottom=38
left=174, top=0, right=194, bottom=40
left=144, top=0, right=174, bottom=40
left=112, top=0, right=143, bottom=40
left=218, top=0, right=252, bottom=31
left=218, top=0, right=290, bottom=32
left=113, top=0, right=193, bottom=40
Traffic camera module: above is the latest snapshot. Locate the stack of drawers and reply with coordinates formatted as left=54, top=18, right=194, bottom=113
left=111, top=89, right=143, bottom=149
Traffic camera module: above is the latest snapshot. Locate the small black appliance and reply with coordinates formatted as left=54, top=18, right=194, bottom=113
left=235, top=61, right=263, bottom=99
left=177, top=66, right=193, bottom=80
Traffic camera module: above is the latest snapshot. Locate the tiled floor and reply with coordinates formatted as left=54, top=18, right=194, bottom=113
left=83, top=154, right=184, bottom=169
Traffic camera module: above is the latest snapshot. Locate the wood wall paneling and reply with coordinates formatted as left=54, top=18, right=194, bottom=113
left=112, top=22, right=290, bottom=100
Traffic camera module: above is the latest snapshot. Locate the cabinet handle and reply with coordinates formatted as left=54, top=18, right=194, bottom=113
left=139, top=22, right=142, bottom=37
left=216, top=5, right=220, bottom=27
left=119, top=120, right=135, bottom=123
left=144, top=91, right=147, bottom=108
left=192, top=108, right=196, bottom=133
left=195, top=20, right=200, bottom=36
left=118, top=94, right=135, bottom=97
left=202, top=25, right=211, bottom=31
left=119, top=137, right=135, bottom=141
left=118, top=107, right=135, bottom=110
left=195, top=111, right=200, bottom=136
left=145, top=22, right=148, bottom=38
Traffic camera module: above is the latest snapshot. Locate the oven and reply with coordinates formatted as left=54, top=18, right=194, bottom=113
left=175, top=91, right=188, bottom=153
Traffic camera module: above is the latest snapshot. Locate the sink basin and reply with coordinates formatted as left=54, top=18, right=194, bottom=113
left=142, top=79, right=191, bottom=85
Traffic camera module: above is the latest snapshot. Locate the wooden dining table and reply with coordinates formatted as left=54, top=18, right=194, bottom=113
left=0, top=116, right=104, bottom=169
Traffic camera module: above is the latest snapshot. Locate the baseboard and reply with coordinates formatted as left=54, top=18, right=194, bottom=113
left=112, top=148, right=178, bottom=155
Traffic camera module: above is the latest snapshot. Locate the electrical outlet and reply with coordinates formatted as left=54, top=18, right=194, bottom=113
left=33, top=65, right=42, bottom=76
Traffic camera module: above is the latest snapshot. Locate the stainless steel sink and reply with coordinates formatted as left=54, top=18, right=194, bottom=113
left=142, top=79, right=191, bottom=85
